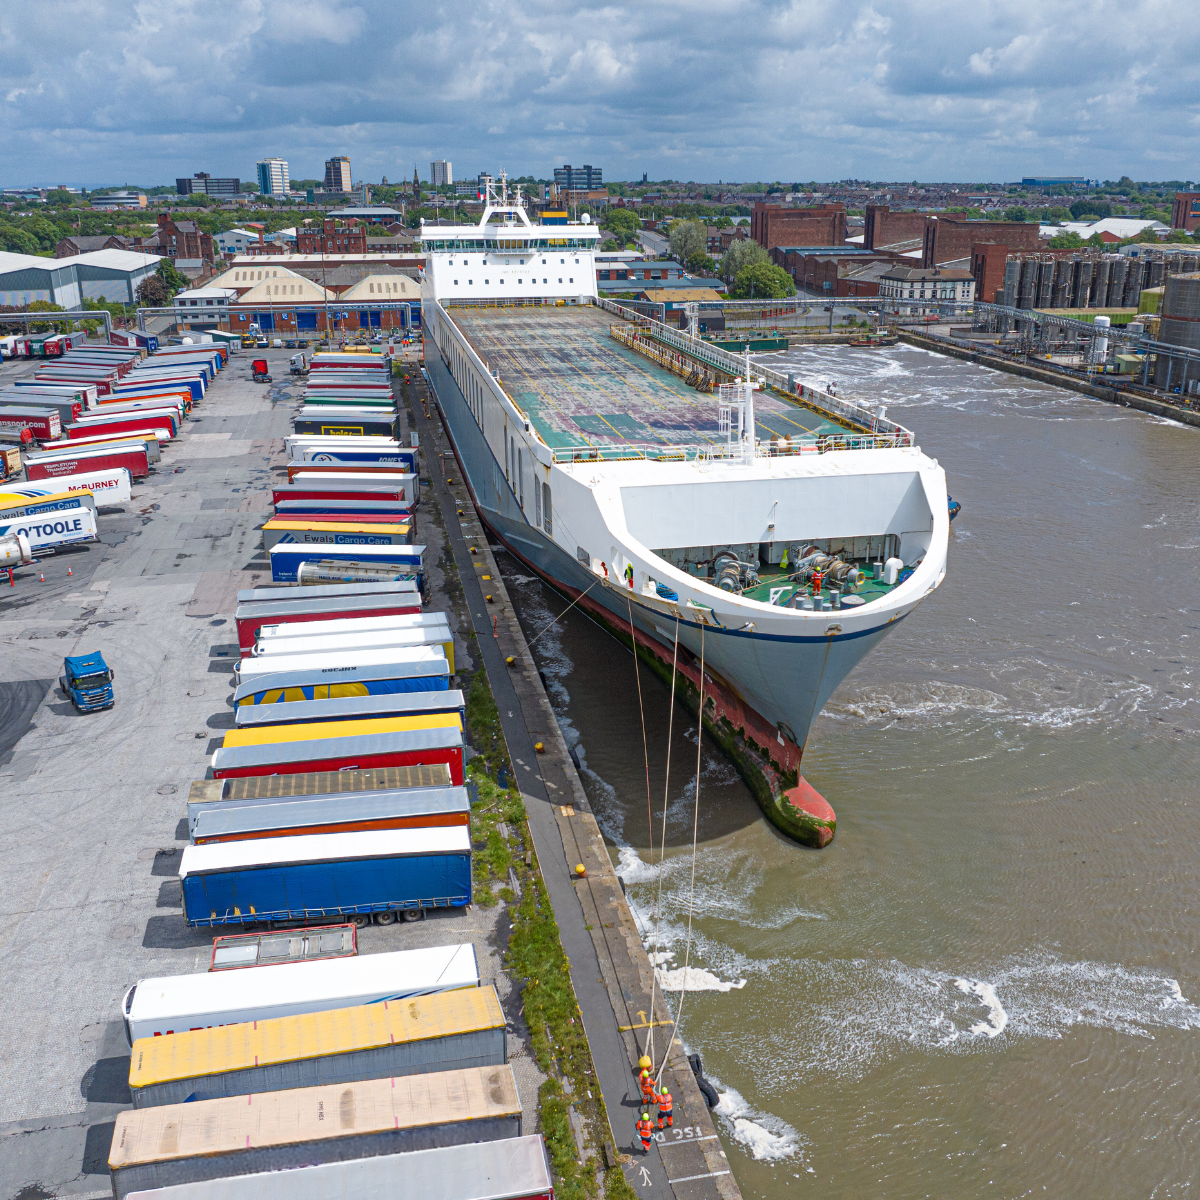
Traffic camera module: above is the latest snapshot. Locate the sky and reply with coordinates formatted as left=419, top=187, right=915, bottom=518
left=2, top=0, right=1197, bottom=189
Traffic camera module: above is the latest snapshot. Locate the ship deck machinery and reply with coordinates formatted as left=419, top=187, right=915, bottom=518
left=418, top=189, right=948, bottom=846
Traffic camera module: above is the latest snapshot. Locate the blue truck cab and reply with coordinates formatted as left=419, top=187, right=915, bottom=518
left=60, top=652, right=115, bottom=713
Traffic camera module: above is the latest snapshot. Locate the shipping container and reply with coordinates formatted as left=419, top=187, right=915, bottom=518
left=268, top=541, right=423, bottom=584
left=120, top=1133, right=553, bottom=1200
left=261, top=518, right=412, bottom=551
left=212, top=715, right=464, bottom=783
left=232, top=645, right=450, bottom=706
left=24, top=443, right=150, bottom=481
left=128, top=983, right=506, bottom=1107
left=0, top=405, right=60, bottom=440
left=210, top=924, right=357, bottom=971
left=251, top=622, right=453, bottom=669
left=191, top=782, right=470, bottom=844
left=180, top=826, right=472, bottom=924
left=123, top=941, right=479, bottom=1043
left=0, top=467, right=132, bottom=506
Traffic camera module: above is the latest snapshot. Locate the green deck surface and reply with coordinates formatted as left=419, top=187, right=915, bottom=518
left=741, top=564, right=898, bottom=608
left=450, top=305, right=843, bottom=451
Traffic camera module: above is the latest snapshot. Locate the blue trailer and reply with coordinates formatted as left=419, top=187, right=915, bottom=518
left=179, top=827, right=472, bottom=928
left=268, top=541, right=424, bottom=584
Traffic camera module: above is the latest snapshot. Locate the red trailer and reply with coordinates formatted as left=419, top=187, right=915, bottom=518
left=211, top=725, right=465, bottom=783
left=25, top=444, right=150, bottom=481
left=67, top=412, right=178, bottom=440
left=234, top=591, right=422, bottom=655
left=0, top=406, right=61, bottom=441
left=272, top=483, right=410, bottom=505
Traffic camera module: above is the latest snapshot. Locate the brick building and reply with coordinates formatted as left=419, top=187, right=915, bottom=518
left=54, top=233, right=132, bottom=259
left=922, top=216, right=1039, bottom=267
left=878, top=265, right=975, bottom=306
left=137, top=214, right=215, bottom=269
left=750, top=203, right=845, bottom=252
left=1172, top=192, right=1200, bottom=232
left=771, top=246, right=896, bottom=296
left=970, top=243, right=1011, bottom=303
left=864, top=204, right=944, bottom=250
left=297, top=219, right=368, bottom=255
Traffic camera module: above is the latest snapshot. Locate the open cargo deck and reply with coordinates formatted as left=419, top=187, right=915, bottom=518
left=448, top=303, right=842, bottom=451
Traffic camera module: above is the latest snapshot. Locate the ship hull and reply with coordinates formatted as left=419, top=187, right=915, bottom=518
left=425, top=352, right=902, bottom=843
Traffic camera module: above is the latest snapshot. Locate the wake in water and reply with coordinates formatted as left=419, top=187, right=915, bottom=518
left=726, top=953, right=1200, bottom=1091
left=710, top=1079, right=804, bottom=1162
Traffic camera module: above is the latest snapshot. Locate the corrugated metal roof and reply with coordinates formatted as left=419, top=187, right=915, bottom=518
left=109, top=1064, right=519, bottom=1168
left=129, top=985, right=504, bottom=1089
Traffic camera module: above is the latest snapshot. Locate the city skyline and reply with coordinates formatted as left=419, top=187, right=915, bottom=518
left=0, top=0, right=1195, bottom=187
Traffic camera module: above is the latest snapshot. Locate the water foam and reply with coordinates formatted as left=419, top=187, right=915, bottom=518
left=734, top=954, right=1200, bottom=1086
left=711, top=1080, right=803, bottom=1162
left=656, top=965, right=746, bottom=992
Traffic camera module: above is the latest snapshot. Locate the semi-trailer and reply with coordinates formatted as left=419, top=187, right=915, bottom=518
left=190, top=782, right=470, bottom=843
left=210, top=715, right=465, bottom=783
left=291, top=408, right=398, bottom=437
left=107, top=1065, right=521, bottom=1198
left=250, top=621, right=453, bottom=665
left=123, top=941, right=479, bottom=1042
left=127, top=984, right=506, bottom=1107
left=233, top=688, right=466, bottom=730
left=0, top=492, right=98, bottom=551
left=0, top=405, right=61, bottom=441
left=52, top=431, right=163, bottom=460
left=287, top=470, right=417, bottom=504
left=0, top=395, right=81, bottom=423
left=179, top=826, right=472, bottom=923
left=234, top=586, right=421, bottom=655
left=231, top=645, right=450, bottom=706
left=185, top=764, right=454, bottom=837
left=118, top=1133, right=554, bottom=1200
left=254, top=610, right=450, bottom=647
left=24, top=443, right=151, bottom=480
left=260, top=518, right=412, bottom=550
left=268, top=540, right=423, bottom=583
left=271, top=497, right=412, bottom=519
left=0, top=467, right=133, bottom=506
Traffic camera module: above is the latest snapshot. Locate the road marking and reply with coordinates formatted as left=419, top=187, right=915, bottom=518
left=668, top=1171, right=732, bottom=1183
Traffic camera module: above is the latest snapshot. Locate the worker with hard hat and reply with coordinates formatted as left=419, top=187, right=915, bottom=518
left=636, top=1111, right=655, bottom=1154
left=639, top=1069, right=656, bottom=1107
left=657, top=1085, right=673, bottom=1129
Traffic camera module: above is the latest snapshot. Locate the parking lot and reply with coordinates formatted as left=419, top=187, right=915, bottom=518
left=0, top=347, right=541, bottom=1198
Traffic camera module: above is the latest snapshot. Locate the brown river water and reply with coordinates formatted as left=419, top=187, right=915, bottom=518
left=496, top=342, right=1200, bottom=1199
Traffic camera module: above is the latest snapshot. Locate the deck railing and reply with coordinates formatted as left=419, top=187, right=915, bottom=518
left=550, top=431, right=912, bottom=465
left=595, top=296, right=915, bottom=446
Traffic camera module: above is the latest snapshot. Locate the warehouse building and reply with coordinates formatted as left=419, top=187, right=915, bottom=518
left=0, top=252, right=83, bottom=307
left=59, top=249, right=162, bottom=304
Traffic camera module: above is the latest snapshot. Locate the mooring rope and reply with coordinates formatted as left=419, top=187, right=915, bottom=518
left=656, top=621, right=705, bottom=1089
left=643, top=609, right=681, bottom=1066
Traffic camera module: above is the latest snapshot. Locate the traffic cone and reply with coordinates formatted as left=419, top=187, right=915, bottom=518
left=67, top=567, right=72, bottom=576
left=39, top=572, right=45, bottom=582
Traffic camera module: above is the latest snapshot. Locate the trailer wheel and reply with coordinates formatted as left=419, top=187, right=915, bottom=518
left=373, top=911, right=396, bottom=926
left=350, top=913, right=371, bottom=928
left=402, top=908, right=424, bottom=923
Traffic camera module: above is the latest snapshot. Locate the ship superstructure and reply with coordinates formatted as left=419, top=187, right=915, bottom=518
left=418, top=178, right=948, bottom=843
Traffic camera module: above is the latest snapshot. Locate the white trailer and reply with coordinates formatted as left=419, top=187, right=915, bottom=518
left=122, top=942, right=479, bottom=1044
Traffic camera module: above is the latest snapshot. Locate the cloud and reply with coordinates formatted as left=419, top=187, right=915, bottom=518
left=0, top=0, right=1196, bottom=186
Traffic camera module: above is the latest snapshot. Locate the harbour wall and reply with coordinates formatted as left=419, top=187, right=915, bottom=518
left=898, top=330, right=1200, bottom=430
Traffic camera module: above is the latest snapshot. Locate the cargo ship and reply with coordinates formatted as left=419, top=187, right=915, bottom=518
left=419, top=179, right=949, bottom=845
